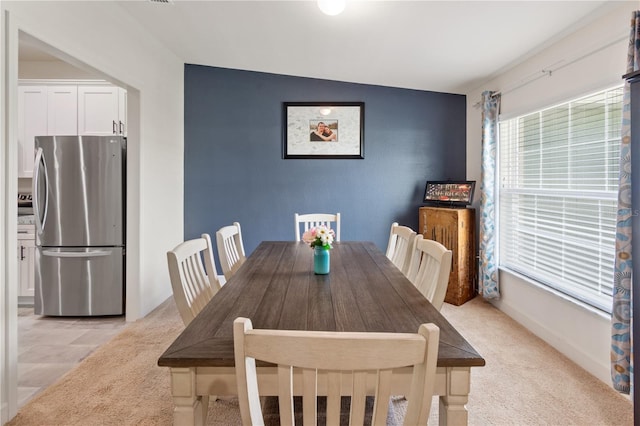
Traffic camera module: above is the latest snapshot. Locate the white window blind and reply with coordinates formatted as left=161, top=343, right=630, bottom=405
left=498, top=86, right=623, bottom=312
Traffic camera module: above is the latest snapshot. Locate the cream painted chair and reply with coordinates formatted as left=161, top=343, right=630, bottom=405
left=233, top=317, right=439, bottom=426
left=406, top=237, right=453, bottom=311
left=385, top=222, right=417, bottom=276
left=216, top=222, right=247, bottom=281
left=294, top=213, right=341, bottom=242
left=166, top=233, right=221, bottom=326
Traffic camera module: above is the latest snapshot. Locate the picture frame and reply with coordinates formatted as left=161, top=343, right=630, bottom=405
left=423, top=181, right=476, bottom=206
left=283, top=102, right=364, bottom=159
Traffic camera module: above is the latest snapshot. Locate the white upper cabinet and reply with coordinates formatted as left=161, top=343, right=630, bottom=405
left=78, top=85, right=126, bottom=136
left=47, top=85, right=78, bottom=136
left=18, top=80, right=127, bottom=177
left=17, top=86, right=47, bottom=178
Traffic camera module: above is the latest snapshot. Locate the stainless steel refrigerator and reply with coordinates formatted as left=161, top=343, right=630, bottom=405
left=33, top=135, right=126, bottom=316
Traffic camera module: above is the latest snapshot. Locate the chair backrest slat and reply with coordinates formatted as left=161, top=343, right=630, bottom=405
left=351, top=370, right=368, bottom=424
left=326, top=371, right=341, bottom=425
left=373, top=369, right=393, bottom=424
left=278, top=365, right=294, bottom=425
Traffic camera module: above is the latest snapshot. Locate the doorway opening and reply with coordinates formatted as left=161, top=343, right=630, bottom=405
left=5, top=28, right=140, bottom=417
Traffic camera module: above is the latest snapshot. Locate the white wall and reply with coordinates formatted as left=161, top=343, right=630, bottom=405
left=19, top=60, right=95, bottom=80
left=465, top=2, right=634, bottom=386
left=1, top=1, right=184, bottom=421
left=4, top=0, right=185, bottom=316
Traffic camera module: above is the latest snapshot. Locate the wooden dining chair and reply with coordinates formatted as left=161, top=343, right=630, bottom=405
left=294, top=212, right=341, bottom=242
left=216, top=221, right=247, bottom=281
left=385, top=222, right=417, bottom=276
left=233, top=317, right=440, bottom=426
left=166, top=233, right=221, bottom=326
left=406, top=237, right=453, bottom=311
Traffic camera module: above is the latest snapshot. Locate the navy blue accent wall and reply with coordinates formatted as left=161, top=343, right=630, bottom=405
left=184, top=64, right=466, bottom=257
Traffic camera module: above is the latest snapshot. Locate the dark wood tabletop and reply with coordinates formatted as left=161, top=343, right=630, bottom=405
left=158, top=241, right=485, bottom=369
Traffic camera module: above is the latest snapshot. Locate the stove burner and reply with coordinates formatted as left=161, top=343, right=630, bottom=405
left=18, top=193, right=33, bottom=209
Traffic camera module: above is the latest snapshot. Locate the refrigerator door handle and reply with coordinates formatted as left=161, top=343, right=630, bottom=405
left=42, top=249, right=114, bottom=258
left=32, top=147, right=49, bottom=235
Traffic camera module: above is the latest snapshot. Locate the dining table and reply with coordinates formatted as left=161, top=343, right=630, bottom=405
left=158, top=241, right=485, bottom=425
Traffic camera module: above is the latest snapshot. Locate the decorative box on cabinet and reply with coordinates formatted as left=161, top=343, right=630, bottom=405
left=419, top=206, right=476, bottom=306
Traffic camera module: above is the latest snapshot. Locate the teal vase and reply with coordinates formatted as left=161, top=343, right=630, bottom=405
left=314, top=246, right=330, bottom=275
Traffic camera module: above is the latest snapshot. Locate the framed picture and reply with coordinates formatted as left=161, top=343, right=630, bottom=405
left=423, top=181, right=476, bottom=206
left=283, top=102, right=364, bottom=159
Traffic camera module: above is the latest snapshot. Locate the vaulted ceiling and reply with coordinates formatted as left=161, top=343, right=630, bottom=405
left=21, top=0, right=619, bottom=94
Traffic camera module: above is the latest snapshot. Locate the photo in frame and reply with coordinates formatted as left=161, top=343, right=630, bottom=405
left=283, top=102, right=364, bottom=159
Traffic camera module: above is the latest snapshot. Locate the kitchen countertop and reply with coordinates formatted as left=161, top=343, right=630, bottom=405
left=18, top=215, right=35, bottom=225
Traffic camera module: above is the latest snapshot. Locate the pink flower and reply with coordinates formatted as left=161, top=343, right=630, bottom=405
left=302, top=229, right=317, bottom=244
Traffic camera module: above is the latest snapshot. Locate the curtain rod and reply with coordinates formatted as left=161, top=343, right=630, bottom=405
left=473, top=34, right=627, bottom=109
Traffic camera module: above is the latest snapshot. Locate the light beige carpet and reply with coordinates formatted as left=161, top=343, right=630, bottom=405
left=7, top=296, right=633, bottom=425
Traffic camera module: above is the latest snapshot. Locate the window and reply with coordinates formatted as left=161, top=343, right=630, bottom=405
left=498, top=86, right=623, bottom=312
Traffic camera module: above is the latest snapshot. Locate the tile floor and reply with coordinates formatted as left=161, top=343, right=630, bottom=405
left=17, top=307, right=127, bottom=408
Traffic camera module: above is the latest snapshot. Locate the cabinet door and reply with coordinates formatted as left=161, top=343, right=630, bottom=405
left=18, top=237, right=36, bottom=297
left=118, top=88, right=127, bottom=136
left=78, top=85, right=119, bottom=135
left=18, top=86, right=48, bottom=177
left=47, top=85, right=78, bottom=135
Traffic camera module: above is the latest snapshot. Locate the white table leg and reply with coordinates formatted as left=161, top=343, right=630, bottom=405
left=439, top=367, right=471, bottom=426
left=170, top=367, right=207, bottom=425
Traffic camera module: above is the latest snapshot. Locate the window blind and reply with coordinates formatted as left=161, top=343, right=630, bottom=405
left=498, top=86, right=623, bottom=312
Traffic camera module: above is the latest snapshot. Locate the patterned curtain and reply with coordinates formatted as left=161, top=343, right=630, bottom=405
left=479, top=91, right=501, bottom=299
left=611, top=10, right=639, bottom=395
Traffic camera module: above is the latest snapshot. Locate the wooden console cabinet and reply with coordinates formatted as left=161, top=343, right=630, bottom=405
left=419, top=207, right=476, bottom=305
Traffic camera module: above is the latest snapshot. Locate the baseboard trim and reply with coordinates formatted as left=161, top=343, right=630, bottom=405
left=1, top=401, right=7, bottom=424
left=493, top=297, right=611, bottom=385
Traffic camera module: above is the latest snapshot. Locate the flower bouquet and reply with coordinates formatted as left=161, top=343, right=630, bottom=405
left=302, top=226, right=335, bottom=250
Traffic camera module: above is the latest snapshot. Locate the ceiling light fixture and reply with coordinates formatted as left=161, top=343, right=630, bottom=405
left=317, top=0, right=346, bottom=16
